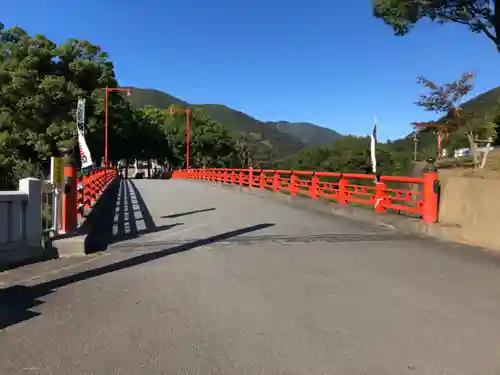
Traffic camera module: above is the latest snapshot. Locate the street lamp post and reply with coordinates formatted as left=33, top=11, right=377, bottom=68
left=169, top=107, right=192, bottom=169
left=104, top=86, right=132, bottom=174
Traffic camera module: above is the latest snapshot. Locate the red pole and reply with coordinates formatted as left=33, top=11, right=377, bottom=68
left=104, top=87, right=109, bottom=176
left=437, top=132, right=442, bottom=159
left=186, top=110, right=191, bottom=170
left=422, top=162, right=439, bottom=223
left=61, top=151, right=77, bottom=233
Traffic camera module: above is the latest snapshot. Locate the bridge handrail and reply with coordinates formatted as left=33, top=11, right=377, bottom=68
left=77, top=168, right=116, bottom=222
left=171, top=168, right=439, bottom=223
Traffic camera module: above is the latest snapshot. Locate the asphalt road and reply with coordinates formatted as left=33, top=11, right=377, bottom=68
left=1, top=179, right=500, bottom=375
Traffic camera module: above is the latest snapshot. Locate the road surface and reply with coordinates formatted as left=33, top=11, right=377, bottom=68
left=1, top=179, right=500, bottom=374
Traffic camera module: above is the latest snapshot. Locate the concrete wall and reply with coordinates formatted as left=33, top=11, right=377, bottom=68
left=0, top=178, right=44, bottom=266
left=438, top=175, right=500, bottom=249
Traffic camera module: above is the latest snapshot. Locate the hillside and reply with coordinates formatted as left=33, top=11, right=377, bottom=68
left=196, top=104, right=304, bottom=156
left=267, top=121, right=342, bottom=145
left=127, top=88, right=188, bottom=108
left=462, top=86, right=500, bottom=119
left=127, top=88, right=341, bottom=156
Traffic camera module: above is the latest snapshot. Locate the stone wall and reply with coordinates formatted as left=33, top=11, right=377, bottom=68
left=438, top=175, right=500, bottom=249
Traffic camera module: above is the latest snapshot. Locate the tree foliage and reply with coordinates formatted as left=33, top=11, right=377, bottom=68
left=138, top=106, right=238, bottom=169
left=0, top=24, right=121, bottom=187
left=412, top=72, right=497, bottom=163
left=373, top=0, right=500, bottom=50
left=278, top=136, right=398, bottom=175
left=0, top=23, right=240, bottom=189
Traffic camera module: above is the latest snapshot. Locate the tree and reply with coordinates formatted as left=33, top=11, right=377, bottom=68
left=0, top=23, right=166, bottom=188
left=234, top=132, right=275, bottom=169
left=373, top=0, right=500, bottom=51
left=278, top=136, right=397, bottom=176
left=412, top=72, right=496, bottom=165
left=139, top=105, right=238, bottom=169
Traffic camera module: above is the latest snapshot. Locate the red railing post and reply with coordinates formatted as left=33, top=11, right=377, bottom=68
left=289, top=172, right=297, bottom=196
left=310, top=173, right=319, bottom=199
left=60, top=146, right=77, bottom=233
left=338, top=174, right=347, bottom=205
left=422, top=164, right=439, bottom=223
left=223, top=169, right=228, bottom=184
left=272, top=171, right=280, bottom=192
left=248, top=168, right=254, bottom=188
left=374, top=181, right=386, bottom=213
left=259, top=170, right=266, bottom=189
left=239, top=170, right=245, bottom=186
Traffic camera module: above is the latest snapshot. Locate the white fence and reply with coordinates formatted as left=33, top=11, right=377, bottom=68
left=0, top=178, right=44, bottom=266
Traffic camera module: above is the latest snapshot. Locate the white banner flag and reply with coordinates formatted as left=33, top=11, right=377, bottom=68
left=370, top=117, right=377, bottom=175
left=76, top=98, right=85, bottom=134
left=77, top=126, right=93, bottom=168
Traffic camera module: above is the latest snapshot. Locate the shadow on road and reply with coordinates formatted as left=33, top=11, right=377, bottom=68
left=160, top=208, right=216, bottom=219
left=82, top=179, right=182, bottom=253
left=0, top=223, right=275, bottom=331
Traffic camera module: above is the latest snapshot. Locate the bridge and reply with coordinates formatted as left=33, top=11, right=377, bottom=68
left=1, top=166, right=500, bottom=374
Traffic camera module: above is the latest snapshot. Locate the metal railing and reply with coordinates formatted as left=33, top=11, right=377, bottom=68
left=41, top=180, right=61, bottom=237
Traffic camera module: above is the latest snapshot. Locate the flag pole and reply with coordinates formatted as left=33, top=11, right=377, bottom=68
left=76, top=98, right=86, bottom=213
left=370, top=116, right=377, bottom=182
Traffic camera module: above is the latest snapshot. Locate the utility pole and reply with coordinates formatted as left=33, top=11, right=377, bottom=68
left=412, top=129, right=420, bottom=161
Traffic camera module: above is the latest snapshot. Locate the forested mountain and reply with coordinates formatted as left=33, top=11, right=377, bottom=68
left=266, top=121, right=342, bottom=146
left=126, top=88, right=342, bottom=156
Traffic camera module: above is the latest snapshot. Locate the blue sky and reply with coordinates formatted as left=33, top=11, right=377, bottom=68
left=3, top=0, right=500, bottom=141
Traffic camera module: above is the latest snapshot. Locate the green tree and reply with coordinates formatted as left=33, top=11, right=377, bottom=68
left=0, top=24, right=122, bottom=187
left=279, top=136, right=397, bottom=175
left=412, top=72, right=496, bottom=164
left=373, top=0, right=500, bottom=50
left=0, top=23, right=159, bottom=188
left=139, top=105, right=238, bottom=169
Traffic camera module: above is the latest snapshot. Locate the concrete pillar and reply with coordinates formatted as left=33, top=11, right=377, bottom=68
left=18, top=177, right=42, bottom=247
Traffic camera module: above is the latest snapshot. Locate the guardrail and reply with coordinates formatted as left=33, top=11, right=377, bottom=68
left=41, top=168, right=117, bottom=236
left=172, top=168, right=439, bottom=223
left=77, top=169, right=117, bottom=222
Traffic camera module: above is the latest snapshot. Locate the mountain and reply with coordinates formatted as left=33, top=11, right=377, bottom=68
left=126, top=87, right=341, bottom=155
left=195, top=104, right=304, bottom=156
left=127, top=88, right=188, bottom=108
left=462, top=86, right=500, bottom=120
left=266, top=121, right=342, bottom=146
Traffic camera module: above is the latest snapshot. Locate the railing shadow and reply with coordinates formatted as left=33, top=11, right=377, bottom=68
left=160, top=208, right=216, bottom=219
left=83, top=179, right=182, bottom=253
left=0, top=223, right=274, bottom=330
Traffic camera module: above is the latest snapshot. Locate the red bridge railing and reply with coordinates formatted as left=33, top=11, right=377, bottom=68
left=77, top=169, right=117, bottom=222
left=172, top=168, right=439, bottom=223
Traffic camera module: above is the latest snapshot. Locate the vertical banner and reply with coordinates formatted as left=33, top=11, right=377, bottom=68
left=77, top=126, right=93, bottom=168
left=75, top=98, right=93, bottom=168
left=76, top=98, right=86, bottom=135
left=370, top=117, right=377, bottom=175
left=50, top=157, right=64, bottom=186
